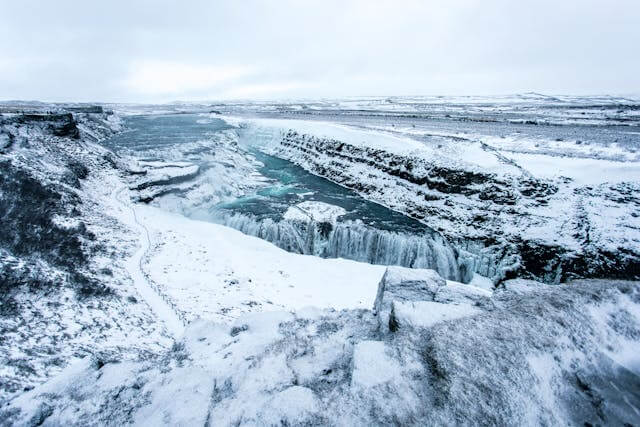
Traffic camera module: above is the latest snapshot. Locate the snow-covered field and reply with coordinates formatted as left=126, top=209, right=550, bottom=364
left=5, top=268, right=640, bottom=426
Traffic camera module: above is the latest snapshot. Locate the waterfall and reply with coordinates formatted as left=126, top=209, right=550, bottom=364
left=211, top=211, right=466, bottom=282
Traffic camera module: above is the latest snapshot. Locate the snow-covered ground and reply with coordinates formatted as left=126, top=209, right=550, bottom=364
left=4, top=268, right=639, bottom=426
left=134, top=203, right=385, bottom=323
left=1, top=98, right=639, bottom=425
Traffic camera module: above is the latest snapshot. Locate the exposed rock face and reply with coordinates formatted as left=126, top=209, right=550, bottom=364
left=4, top=268, right=639, bottom=426
left=0, top=160, right=90, bottom=271
left=264, top=129, right=640, bottom=284
left=16, top=113, right=80, bottom=139
left=65, top=106, right=104, bottom=114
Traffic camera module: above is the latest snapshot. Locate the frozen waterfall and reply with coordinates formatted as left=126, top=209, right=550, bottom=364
left=212, top=211, right=468, bottom=282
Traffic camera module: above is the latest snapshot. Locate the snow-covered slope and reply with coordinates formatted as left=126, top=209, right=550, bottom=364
left=3, top=268, right=639, bottom=426
left=130, top=203, right=385, bottom=323
left=0, top=109, right=173, bottom=400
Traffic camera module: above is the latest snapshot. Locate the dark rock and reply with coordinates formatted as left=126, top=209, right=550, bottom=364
left=18, top=113, right=80, bottom=139
left=65, top=106, right=104, bottom=114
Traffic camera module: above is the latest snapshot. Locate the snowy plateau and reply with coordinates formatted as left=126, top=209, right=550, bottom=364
left=0, top=95, right=639, bottom=426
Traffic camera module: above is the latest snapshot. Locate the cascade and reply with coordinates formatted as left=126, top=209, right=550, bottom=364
left=212, top=211, right=467, bottom=282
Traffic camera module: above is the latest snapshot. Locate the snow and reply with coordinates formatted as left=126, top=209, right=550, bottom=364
left=135, top=203, right=385, bottom=323
left=469, top=273, right=495, bottom=290
left=112, top=187, right=185, bottom=337
left=506, top=151, right=640, bottom=185
left=231, top=116, right=519, bottom=175
left=391, top=300, right=481, bottom=329
left=234, top=117, right=427, bottom=154
left=6, top=276, right=639, bottom=426
left=586, top=291, right=640, bottom=376
left=351, top=341, right=402, bottom=388
left=230, top=115, right=640, bottom=187
left=283, top=200, right=346, bottom=223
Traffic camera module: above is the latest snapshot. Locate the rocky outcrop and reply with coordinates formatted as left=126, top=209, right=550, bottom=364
left=15, top=113, right=80, bottom=139
left=373, top=266, right=491, bottom=333
left=65, top=106, right=104, bottom=114
left=128, top=162, right=200, bottom=203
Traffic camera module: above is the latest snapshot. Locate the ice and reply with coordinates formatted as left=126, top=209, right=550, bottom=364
left=283, top=200, right=346, bottom=224
left=213, top=212, right=465, bottom=281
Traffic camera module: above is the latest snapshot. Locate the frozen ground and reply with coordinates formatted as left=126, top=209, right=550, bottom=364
left=1, top=97, right=639, bottom=426
left=3, top=268, right=639, bottom=426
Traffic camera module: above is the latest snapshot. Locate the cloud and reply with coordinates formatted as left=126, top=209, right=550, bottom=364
left=219, top=82, right=314, bottom=100
left=1, top=0, right=639, bottom=101
left=122, top=60, right=254, bottom=97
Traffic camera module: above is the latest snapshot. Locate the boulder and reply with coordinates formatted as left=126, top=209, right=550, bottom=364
left=388, top=300, right=481, bottom=332
left=373, top=267, right=445, bottom=332
left=374, top=266, right=490, bottom=333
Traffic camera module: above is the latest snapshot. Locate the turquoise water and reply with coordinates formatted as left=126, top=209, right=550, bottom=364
left=219, top=148, right=433, bottom=235
left=102, top=114, right=233, bottom=154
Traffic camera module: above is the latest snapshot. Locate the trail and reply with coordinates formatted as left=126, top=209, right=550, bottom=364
left=114, top=187, right=185, bottom=338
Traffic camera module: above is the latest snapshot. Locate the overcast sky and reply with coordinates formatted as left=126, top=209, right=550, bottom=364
left=1, top=0, right=639, bottom=102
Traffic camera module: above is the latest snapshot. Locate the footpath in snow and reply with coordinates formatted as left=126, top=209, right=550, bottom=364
left=113, top=187, right=185, bottom=337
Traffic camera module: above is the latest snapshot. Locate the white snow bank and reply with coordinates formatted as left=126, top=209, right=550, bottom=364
left=283, top=200, right=346, bottom=223
left=391, top=300, right=481, bottom=329
left=137, top=204, right=386, bottom=322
